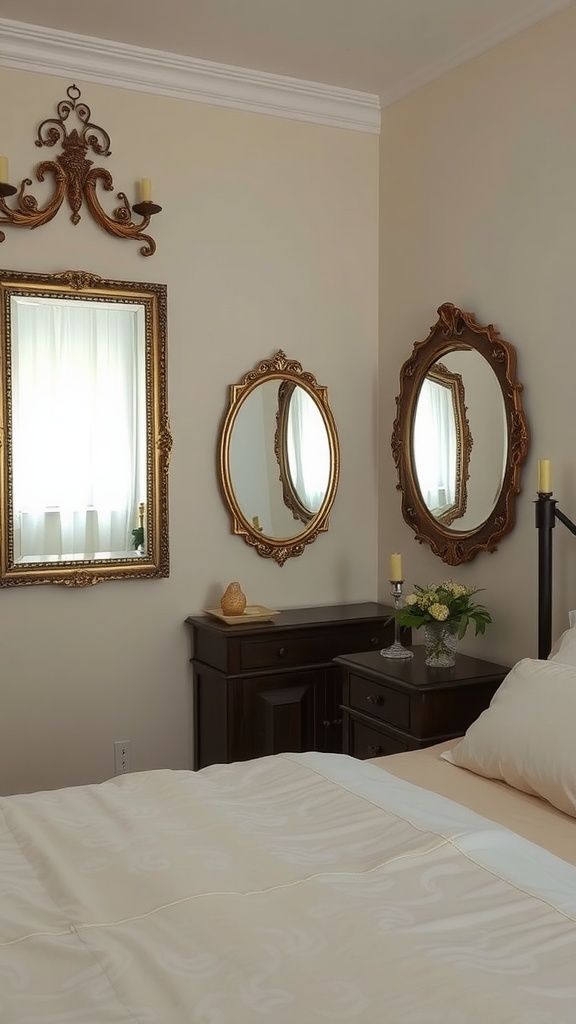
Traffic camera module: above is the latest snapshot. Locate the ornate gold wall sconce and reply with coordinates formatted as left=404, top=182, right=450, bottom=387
left=0, top=84, right=162, bottom=256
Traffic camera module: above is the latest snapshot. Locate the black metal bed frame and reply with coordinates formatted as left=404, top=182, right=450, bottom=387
left=536, top=492, right=576, bottom=659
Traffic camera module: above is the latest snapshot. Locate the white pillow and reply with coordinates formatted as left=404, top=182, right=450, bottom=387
left=443, top=657, right=576, bottom=818
left=549, top=613, right=576, bottom=665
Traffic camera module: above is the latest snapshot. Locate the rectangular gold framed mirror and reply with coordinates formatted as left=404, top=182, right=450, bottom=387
left=0, top=269, right=171, bottom=586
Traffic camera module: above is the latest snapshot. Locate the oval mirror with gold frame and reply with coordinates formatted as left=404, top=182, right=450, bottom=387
left=391, top=303, right=529, bottom=565
left=218, top=350, right=340, bottom=565
left=0, top=268, right=171, bottom=586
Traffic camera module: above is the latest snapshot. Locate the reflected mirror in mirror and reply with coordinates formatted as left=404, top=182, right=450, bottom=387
left=413, top=360, right=471, bottom=526
left=413, top=351, right=507, bottom=530
left=392, top=303, right=529, bottom=565
left=219, top=350, right=340, bottom=565
left=277, top=380, right=331, bottom=523
left=0, top=269, right=171, bottom=586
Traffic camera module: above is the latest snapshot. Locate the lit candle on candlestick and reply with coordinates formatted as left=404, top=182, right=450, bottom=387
left=390, top=552, right=403, bottom=581
left=0, top=156, right=9, bottom=183
left=139, top=178, right=152, bottom=202
left=538, top=459, right=552, bottom=493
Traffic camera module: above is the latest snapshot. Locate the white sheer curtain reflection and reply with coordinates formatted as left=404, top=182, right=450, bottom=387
left=413, top=377, right=456, bottom=515
left=286, top=387, right=330, bottom=513
left=11, top=297, right=146, bottom=561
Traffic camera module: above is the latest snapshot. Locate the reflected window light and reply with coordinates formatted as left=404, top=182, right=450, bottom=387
left=286, top=387, right=330, bottom=513
left=413, top=377, right=456, bottom=516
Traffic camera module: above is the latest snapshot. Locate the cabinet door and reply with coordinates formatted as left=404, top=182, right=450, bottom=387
left=243, top=673, right=317, bottom=759
left=315, top=666, right=343, bottom=754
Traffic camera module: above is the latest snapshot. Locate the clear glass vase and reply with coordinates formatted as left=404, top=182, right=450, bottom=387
left=423, top=621, right=459, bottom=667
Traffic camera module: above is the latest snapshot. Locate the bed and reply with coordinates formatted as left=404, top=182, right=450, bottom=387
left=3, top=633, right=576, bottom=1020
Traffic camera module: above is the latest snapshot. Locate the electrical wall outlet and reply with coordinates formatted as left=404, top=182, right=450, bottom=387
left=114, top=740, right=131, bottom=775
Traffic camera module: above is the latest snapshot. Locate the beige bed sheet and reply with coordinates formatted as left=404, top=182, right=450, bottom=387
left=371, top=739, right=576, bottom=865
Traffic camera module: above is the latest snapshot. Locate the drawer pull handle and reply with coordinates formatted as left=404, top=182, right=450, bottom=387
left=369, top=636, right=380, bottom=645
left=367, top=744, right=385, bottom=757
left=277, top=647, right=288, bottom=658
left=333, top=717, right=342, bottom=726
left=366, top=693, right=385, bottom=706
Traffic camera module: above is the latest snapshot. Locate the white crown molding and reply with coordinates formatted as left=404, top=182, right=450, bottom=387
left=0, top=18, right=381, bottom=135
left=381, top=0, right=576, bottom=108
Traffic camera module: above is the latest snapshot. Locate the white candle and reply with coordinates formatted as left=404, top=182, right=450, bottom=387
left=538, top=459, right=552, bottom=493
left=139, top=178, right=152, bottom=202
left=390, top=552, right=403, bottom=581
left=0, top=156, right=9, bottom=183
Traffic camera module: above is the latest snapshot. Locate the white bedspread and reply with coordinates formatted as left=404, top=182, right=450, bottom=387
left=1, top=751, right=575, bottom=1023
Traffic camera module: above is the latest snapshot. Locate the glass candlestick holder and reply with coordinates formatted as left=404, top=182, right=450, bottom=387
left=380, top=581, right=414, bottom=659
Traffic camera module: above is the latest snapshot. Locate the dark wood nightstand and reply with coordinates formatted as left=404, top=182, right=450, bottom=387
left=335, top=647, right=509, bottom=759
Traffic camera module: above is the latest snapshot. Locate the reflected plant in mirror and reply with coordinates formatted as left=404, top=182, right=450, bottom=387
left=219, top=350, right=340, bottom=565
left=0, top=269, right=171, bottom=586
left=392, top=303, right=529, bottom=565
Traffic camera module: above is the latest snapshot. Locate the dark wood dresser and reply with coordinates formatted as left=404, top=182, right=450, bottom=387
left=336, top=647, right=509, bottom=759
left=186, top=603, right=398, bottom=769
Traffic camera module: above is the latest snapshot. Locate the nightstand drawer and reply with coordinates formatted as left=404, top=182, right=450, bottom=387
left=345, top=714, right=409, bottom=759
left=348, top=673, right=411, bottom=730
left=239, top=628, right=385, bottom=672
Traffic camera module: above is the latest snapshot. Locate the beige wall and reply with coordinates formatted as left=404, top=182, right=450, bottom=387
left=379, top=4, right=576, bottom=667
left=5, top=4, right=574, bottom=794
left=0, top=68, right=379, bottom=794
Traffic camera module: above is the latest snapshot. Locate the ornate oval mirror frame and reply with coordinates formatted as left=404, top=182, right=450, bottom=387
left=391, top=302, right=529, bottom=565
left=219, top=350, right=340, bottom=565
left=0, top=268, right=171, bottom=586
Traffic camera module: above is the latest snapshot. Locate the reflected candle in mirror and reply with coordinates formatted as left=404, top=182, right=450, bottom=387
left=390, top=552, right=403, bottom=581
left=538, top=459, right=552, bottom=494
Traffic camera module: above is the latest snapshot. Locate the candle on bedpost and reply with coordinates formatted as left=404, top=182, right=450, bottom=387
left=389, top=552, right=403, bottom=581
left=538, top=459, right=552, bottom=494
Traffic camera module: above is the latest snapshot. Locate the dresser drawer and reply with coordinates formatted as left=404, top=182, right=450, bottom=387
left=345, top=713, right=409, bottom=759
left=348, top=673, right=411, bottom=730
left=239, top=627, right=385, bottom=672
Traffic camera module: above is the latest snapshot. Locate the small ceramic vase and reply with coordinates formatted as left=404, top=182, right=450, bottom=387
left=220, top=581, right=247, bottom=616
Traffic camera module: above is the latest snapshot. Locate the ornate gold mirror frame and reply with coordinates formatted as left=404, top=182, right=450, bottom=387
left=391, top=302, right=529, bottom=565
left=0, top=268, right=171, bottom=586
left=218, top=350, right=340, bottom=565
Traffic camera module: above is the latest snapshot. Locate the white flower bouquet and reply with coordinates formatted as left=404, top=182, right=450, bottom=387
left=393, top=581, right=492, bottom=639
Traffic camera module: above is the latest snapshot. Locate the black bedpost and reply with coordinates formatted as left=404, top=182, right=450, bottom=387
left=535, top=494, right=556, bottom=660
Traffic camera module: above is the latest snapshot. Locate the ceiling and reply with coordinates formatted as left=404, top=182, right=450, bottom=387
left=0, top=0, right=573, bottom=104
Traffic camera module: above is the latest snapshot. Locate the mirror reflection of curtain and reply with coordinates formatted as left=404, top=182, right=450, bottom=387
left=286, top=388, right=330, bottom=513
left=413, top=377, right=456, bottom=515
left=11, top=297, right=146, bottom=560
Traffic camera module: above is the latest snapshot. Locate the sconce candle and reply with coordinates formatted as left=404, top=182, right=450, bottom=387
left=0, top=156, right=8, bottom=182
left=139, top=178, right=152, bottom=202
left=390, top=552, right=403, bottom=581
left=538, top=459, right=552, bottom=493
